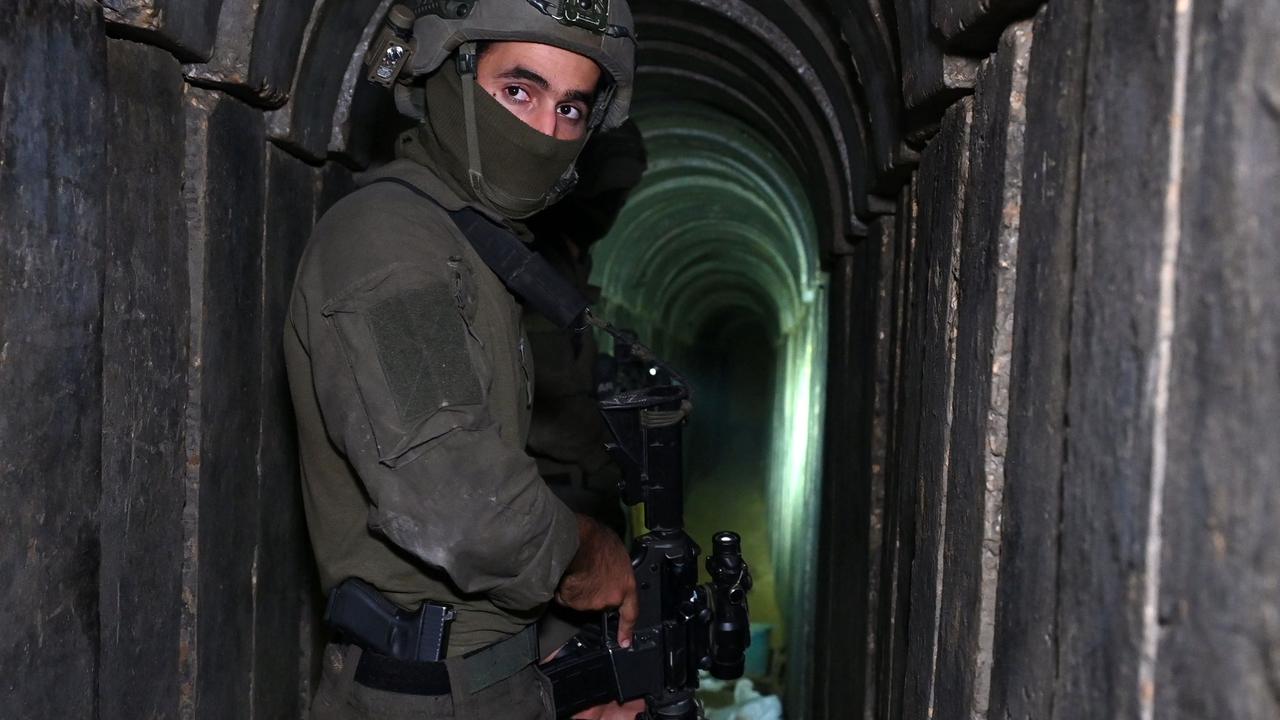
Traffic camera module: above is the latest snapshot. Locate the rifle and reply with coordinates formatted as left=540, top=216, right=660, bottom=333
left=540, top=383, right=753, bottom=719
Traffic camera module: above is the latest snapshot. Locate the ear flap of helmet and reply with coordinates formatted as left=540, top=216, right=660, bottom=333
left=393, top=84, right=427, bottom=121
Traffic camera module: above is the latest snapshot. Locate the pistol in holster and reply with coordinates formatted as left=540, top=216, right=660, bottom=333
left=324, top=577, right=456, bottom=662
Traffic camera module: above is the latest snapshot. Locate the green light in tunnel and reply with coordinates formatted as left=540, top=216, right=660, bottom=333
left=590, top=101, right=828, bottom=700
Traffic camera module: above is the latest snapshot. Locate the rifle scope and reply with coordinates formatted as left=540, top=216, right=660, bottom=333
left=706, top=531, right=752, bottom=680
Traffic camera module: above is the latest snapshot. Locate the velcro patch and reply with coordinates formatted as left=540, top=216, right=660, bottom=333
left=367, top=285, right=482, bottom=421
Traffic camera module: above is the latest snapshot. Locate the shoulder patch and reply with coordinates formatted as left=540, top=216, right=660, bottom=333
left=368, top=285, right=482, bottom=421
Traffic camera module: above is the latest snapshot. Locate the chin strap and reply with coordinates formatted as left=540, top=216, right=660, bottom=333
left=455, top=44, right=487, bottom=197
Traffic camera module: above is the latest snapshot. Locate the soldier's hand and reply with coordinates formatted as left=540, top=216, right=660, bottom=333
left=555, top=514, right=639, bottom=648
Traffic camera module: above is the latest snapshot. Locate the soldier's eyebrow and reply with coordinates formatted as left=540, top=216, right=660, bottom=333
left=498, top=65, right=551, bottom=90
left=498, top=65, right=595, bottom=105
left=562, top=87, right=595, bottom=106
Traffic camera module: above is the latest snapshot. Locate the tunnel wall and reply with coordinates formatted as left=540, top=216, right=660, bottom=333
left=818, top=1, right=1280, bottom=719
left=1, top=2, right=357, bottom=715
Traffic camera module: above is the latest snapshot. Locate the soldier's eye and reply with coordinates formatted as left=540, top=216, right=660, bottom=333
left=505, top=86, right=531, bottom=103
left=558, top=104, right=584, bottom=121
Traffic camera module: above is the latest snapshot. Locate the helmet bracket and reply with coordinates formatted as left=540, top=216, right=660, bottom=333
left=526, top=0, right=632, bottom=38
left=365, top=5, right=418, bottom=87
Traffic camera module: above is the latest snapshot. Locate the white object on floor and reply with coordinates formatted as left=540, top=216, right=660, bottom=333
left=705, top=678, right=783, bottom=720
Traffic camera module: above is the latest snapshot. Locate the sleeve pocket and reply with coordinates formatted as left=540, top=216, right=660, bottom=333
left=322, top=267, right=490, bottom=468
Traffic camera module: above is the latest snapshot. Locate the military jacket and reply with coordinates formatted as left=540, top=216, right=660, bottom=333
left=284, top=158, right=579, bottom=656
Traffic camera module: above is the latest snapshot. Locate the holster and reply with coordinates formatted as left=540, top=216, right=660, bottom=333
left=324, top=577, right=455, bottom=662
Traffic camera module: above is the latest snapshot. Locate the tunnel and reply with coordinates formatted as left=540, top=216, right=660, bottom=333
left=3, top=1, right=1279, bottom=719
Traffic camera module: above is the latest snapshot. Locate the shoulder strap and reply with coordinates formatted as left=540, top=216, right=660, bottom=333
left=369, top=177, right=591, bottom=330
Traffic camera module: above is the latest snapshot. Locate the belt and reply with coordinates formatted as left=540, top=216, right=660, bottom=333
left=353, top=623, right=539, bottom=696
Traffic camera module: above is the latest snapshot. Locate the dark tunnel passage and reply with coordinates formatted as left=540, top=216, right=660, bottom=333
left=587, top=101, right=830, bottom=711
left=4, top=1, right=1280, bottom=720
left=677, top=312, right=785, bottom=687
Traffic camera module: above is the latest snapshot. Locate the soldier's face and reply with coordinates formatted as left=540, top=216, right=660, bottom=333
left=475, top=41, right=602, bottom=141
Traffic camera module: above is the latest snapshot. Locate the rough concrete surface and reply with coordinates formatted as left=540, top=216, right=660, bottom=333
left=931, top=21, right=1030, bottom=720
left=99, top=38, right=190, bottom=720
left=987, top=3, right=1088, bottom=718
left=0, top=4, right=107, bottom=715
left=899, top=95, right=971, bottom=720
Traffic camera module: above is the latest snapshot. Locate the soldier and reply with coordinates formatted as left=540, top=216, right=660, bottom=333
left=283, top=1, right=640, bottom=717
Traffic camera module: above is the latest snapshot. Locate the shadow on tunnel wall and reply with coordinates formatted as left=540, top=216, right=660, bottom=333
left=3, top=1, right=1279, bottom=719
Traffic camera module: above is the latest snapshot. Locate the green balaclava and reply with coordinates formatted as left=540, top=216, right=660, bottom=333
left=406, top=54, right=590, bottom=220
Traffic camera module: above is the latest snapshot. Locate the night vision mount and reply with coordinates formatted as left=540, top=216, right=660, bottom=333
left=365, top=4, right=418, bottom=88
left=527, top=0, right=633, bottom=37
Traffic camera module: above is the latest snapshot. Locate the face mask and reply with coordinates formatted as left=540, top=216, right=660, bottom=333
left=414, top=60, right=588, bottom=219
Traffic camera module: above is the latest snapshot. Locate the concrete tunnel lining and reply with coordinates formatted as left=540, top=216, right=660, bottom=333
left=593, top=106, right=825, bottom=331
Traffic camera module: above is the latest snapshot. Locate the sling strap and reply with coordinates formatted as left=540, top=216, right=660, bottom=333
left=370, top=176, right=590, bottom=330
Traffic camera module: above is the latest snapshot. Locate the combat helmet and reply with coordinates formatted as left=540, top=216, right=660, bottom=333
left=367, top=0, right=636, bottom=131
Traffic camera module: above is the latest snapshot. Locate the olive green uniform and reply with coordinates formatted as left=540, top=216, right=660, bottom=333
left=285, top=151, right=579, bottom=718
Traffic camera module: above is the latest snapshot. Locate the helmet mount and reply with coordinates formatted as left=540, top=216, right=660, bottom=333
left=412, top=1, right=475, bottom=18
left=525, top=0, right=634, bottom=38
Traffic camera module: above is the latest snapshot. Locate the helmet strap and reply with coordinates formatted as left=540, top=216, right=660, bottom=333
left=455, top=43, right=487, bottom=195
left=589, top=83, right=615, bottom=130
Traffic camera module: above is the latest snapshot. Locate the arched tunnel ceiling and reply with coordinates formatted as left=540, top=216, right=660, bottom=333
left=632, top=13, right=848, bottom=247
left=632, top=0, right=866, bottom=242
left=112, top=0, right=1046, bottom=259
left=591, top=105, right=821, bottom=345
